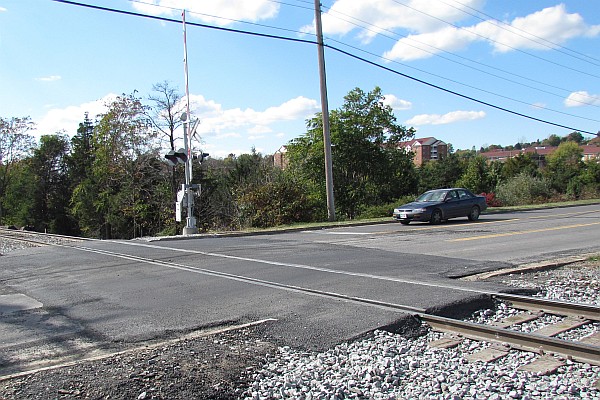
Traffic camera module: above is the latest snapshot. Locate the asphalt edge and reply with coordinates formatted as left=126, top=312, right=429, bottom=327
left=460, top=253, right=599, bottom=281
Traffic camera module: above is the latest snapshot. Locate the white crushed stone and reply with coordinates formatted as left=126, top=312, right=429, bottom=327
left=244, top=262, right=600, bottom=399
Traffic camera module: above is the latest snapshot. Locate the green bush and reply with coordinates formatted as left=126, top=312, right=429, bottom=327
left=238, top=177, right=319, bottom=228
left=358, top=195, right=416, bottom=219
left=495, top=173, right=553, bottom=206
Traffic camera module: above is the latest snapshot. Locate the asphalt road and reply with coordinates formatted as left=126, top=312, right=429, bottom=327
left=280, top=204, right=600, bottom=264
left=0, top=204, right=598, bottom=375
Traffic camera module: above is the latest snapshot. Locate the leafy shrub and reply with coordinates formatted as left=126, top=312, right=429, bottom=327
left=495, top=173, right=553, bottom=206
left=358, top=195, right=416, bottom=219
left=479, top=192, right=501, bottom=207
left=238, top=178, right=319, bottom=228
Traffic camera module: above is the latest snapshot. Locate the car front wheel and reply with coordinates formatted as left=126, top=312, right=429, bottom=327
left=400, top=220, right=410, bottom=225
left=468, top=206, right=480, bottom=221
left=430, top=209, right=443, bottom=224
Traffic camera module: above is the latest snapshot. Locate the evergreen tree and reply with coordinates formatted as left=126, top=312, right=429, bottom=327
left=29, top=134, right=76, bottom=233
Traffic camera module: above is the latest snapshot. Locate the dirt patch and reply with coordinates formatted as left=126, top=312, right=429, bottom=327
left=0, top=325, right=277, bottom=400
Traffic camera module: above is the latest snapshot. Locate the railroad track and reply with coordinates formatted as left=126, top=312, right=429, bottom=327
left=0, top=227, right=89, bottom=246
left=424, top=297, right=599, bottom=368
left=2, top=231, right=599, bottom=371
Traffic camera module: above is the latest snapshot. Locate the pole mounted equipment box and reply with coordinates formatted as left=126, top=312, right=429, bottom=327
left=175, top=187, right=186, bottom=222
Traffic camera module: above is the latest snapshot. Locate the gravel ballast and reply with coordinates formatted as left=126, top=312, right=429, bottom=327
left=243, top=260, right=600, bottom=400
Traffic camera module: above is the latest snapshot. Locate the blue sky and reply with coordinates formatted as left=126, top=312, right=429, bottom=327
left=1, top=0, right=599, bottom=158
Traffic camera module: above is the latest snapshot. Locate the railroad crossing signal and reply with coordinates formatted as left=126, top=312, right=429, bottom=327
left=193, top=152, right=209, bottom=163
left=164, top=148, right=188, bottom=166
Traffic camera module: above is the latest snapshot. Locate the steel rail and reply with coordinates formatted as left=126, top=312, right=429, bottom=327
left=0, top=232, right=51, bottom=247
left=0, top=228, right=90, bottom=242
left=494, top=293, right=600, bottom=321
left=420, top=313, right=600, bottom=366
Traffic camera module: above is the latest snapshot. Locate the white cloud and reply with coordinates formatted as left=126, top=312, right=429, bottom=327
left=302, top=0, right=484, bottom=42
left=34, top=94, right=117, bottom=136
left=531, top=102, right=547, bottom=110
left=215, top=133, right=242, bottom=139
left=36, top=75, right=62, bottom=82
left=188, top=95, right=319, bottom=136
left=382, top=94, right=412, bottom=110
left=383, top=4, right=600, bottom=61
left=406, top=110, right=485, bottom=126
left=248, top=125, right=272, bottom=134
left=474, top=4, right=600, bottom=53
left=33, top=94, right=317, bottom=157
left=384, top=26, right=476, bottom=61
left=0, top=7, right=7, bottom=12
left=131, top=0, right=279, bottom=26
left=564, top=91, right=600, bottom=107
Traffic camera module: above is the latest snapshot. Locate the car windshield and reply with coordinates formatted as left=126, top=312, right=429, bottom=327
left=416, top=190, right=448, bottom=202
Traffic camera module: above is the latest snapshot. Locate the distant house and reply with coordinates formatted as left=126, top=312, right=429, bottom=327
left=479, top=144, right=600, bottom=166
left=398, top=137, right=448, bottom=166
left=273, top=145, right=288, bottom=169
left=581, top=145, right=600, bottom=162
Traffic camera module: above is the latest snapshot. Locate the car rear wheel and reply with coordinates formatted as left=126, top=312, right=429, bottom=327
left=468, top=206, right=480, bottom=221
left=430, top=209, right=443, bottom=224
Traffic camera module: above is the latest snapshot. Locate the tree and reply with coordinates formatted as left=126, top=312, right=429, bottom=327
left=147, top=81, right=186, bottom=229
left=542, top=134, right=562, bottom=147
left=417, top=153, right=464, bottom=193
left=147, top=81, right=184, bottom=151
left=71, top=93, right=158, bottom=238
left=287, top=87, right=416, bottom=219
left=456, top=155, right=491, bottom=194
left=29, top=134, right=75, bottom=233
left=579, top=160, right=600, bottom=197
left=501, top=153, right=539, bottom=180
left=0, top=117, right=36, bottom=223
left=68, top=113, right=95, bottom=188
left=566, top=131, right=584, bottom=144
left=1, top=160, right=36, bottom=227
left=544, top=141, right=583, bottom=197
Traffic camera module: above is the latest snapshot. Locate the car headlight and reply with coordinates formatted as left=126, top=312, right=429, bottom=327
left=412, top=208, right=426, bottom=213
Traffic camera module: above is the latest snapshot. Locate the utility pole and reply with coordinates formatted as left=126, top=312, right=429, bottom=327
left=313, top=0, right=335, bottom=222
left=181, top=9, right=198, bottom=235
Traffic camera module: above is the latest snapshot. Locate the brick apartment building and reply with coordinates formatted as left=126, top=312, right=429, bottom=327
left=398, top=137, right=448, bottom=166
left=273, top=145, right=288, bottom=169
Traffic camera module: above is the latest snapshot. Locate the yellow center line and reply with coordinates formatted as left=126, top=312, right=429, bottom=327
left=363, top=219, right=522, bottom=235
left=448, top=221, right=600, bottom=242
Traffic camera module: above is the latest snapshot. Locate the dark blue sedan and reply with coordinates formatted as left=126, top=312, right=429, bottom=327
left=393, top=188, right=487, bottom=225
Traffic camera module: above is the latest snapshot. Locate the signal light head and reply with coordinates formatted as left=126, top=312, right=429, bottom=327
left=164, top=148, right=188, bottom=166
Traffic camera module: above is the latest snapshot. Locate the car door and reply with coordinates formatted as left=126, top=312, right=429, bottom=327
left=456, top=189, right=476, bottom=216
left=442, top=190, right=461, bottom=218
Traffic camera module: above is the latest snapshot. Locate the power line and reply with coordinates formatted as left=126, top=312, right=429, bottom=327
left=389, top=0, right=600, bottom=80
left=126, top=0, right=314, bottom=38
left=49, top=0, right=600, bottom=137
left=447, top=0, right=600, bottom=66
left=325, top=43, right=598, bottom=136
left=53, top=0, right=316, bottom=45
left=321, top=6, right=600, bottom=108
left=326, top=37, right=600, bottom=124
